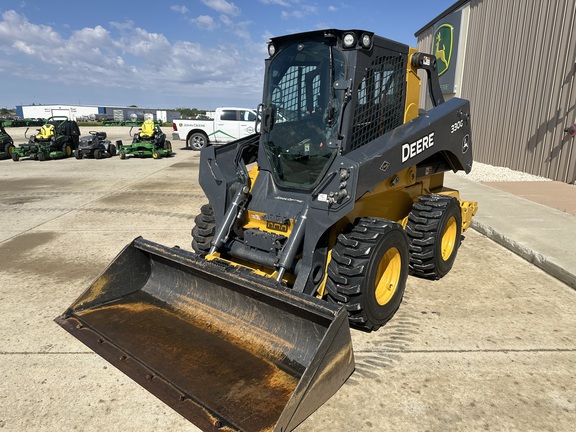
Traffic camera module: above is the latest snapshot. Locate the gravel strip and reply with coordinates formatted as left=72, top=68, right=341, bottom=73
left=455, top=161, right=552, bottom=182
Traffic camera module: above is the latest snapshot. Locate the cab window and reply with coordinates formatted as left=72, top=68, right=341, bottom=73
left=220, top=110, right=237, bottom=121
left=240, top=110, right=256, bottom=121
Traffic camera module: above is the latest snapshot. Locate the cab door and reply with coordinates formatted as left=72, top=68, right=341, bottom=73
left=213, top=110, right=239, bottom=143
left=238, top=109, right=257, bottom=138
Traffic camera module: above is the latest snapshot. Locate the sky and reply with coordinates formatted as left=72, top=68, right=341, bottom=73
left=0, top=0, right=457, bottom=111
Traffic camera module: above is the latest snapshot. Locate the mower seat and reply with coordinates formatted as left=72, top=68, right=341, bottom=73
left=139, top=120, right=156, bottom=139
left=36, top=124, right=55, bottom=141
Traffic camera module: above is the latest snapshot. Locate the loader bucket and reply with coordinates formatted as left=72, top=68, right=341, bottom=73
left=56, top=237, right=354, bottom=432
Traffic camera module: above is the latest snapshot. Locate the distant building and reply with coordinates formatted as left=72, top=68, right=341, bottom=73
left=16, top=104, right=181, bottom=124
left=416, top=0, right=576, bottom=184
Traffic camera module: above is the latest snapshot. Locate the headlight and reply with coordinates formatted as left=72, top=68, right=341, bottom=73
left=342, top=32, right=356, bottom=48
left=268, top=43, right=276, bottom=57
left=361, top=33, right=372, bottom=49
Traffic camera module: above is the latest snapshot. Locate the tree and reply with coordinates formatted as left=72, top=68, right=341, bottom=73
left=175, top=107, right=206, bottom=118
left=0, top=108, right=15, bottom=118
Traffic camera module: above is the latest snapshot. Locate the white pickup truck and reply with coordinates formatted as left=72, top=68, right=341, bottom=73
left=172, top=107, right=258, bottom=150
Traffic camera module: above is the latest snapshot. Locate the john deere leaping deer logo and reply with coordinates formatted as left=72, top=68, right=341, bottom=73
left=433, top=24, right=453, bottom=76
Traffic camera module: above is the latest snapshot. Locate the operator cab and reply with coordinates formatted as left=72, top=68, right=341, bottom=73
left=261, top=34, right=346, bottom=189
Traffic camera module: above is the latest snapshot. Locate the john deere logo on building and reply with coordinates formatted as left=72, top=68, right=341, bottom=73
left=433, top=24, right=453, bottom=76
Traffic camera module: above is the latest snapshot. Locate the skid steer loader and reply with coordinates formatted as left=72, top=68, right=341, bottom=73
left=56, top=29, right=477, bottom=432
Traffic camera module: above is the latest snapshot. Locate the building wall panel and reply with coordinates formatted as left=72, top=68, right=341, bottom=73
left=418, top=0, right=576, bottom=183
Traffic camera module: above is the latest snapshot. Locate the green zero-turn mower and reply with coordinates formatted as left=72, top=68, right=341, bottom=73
left=117, top=119, right=173, bottom=159
left=57, top=29, right=478, bottom=432
left=0, top=122, right=15, bottom=160
left=12, top=116, right=80, bottom=161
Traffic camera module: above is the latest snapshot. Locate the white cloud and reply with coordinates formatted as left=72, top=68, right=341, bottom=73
left=259, top=0, right=291, bottom=6
left=220, top=15, right=233, bottom=26
left=259, top=0, right=328, bottom=24
left=191, top=15, right=218, bottom=30
left=0, top=10, right=263, bottom=107
left=170, top=5, right=189, bottom=14
left=231, top=21, right=252, bottom=41
left=201, top=0, right=240, bottom=16
left=280, top=5, right=318, bottom=20
left=121, top=28, right=171, bottom=60
left=219, top=15, right=253, bottom=41
left=12, top=40, right=35, bottom=55
left=72, top=25, right=112, bottom=46
left=0, top=10, right=62, bottom=49
left=109, top=20, right=135, bottom=31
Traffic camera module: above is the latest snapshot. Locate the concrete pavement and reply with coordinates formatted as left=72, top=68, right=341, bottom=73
left=445, top=174, right=576, bottom=291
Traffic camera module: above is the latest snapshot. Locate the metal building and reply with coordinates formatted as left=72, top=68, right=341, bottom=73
left=416, top=0, right=576, bottom=184
left=16, top=104, right=181, bottom=124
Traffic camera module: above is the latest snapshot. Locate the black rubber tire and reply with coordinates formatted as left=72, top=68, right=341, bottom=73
left=94, top=149, right=102, bottom=159
left=188, top=132, right=208, bottom=150
left=326, top=217, right=409, bottom=332
left=37, top=152, right=45, bottom=161
left=74, top=149, right=82, bottom=159
left=5, top=144, right=15, bottom=157
left=405, top=194, right=462, bottom=279
left=119, top=150, right=126, bottom=159
left=191, top=204, right=216, bottom=256
left=108, top=144, right=117, bottom=156
left=12, top=152, right=19, bottom=162
left=152, top=149, right=161, bottom=159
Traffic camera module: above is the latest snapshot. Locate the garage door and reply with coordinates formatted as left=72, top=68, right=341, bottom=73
left=51, top=109, right=70, bottom=118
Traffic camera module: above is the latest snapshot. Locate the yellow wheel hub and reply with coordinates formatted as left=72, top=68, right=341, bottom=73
left=441, top=216, right=457, bottom=261
left=375, top=247, right=402, bottom=306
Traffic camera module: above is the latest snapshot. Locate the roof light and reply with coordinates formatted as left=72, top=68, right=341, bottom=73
left=342, top=32, right=356, bottom=48
left=268, top=43, right=276, bottom=57
left=361, top=33, right=372, bottom=49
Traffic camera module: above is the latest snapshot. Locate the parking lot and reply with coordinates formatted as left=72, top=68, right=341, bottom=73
left=1, top=126, right=575, bottom=431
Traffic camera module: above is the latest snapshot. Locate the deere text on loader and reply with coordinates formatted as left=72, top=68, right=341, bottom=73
left=56, top=29, right=477, bottom=432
